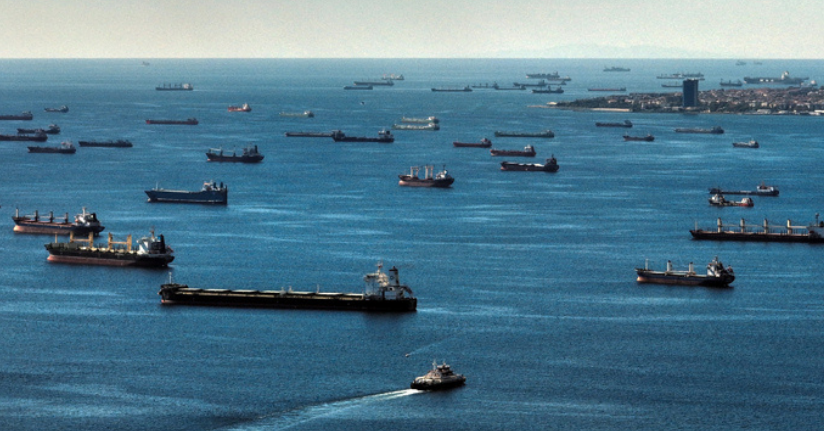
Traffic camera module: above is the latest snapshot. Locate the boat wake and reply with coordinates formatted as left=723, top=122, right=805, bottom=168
left=220, top=389, right=420, bottom=430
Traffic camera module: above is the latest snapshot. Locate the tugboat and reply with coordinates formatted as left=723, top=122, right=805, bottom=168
left=27, top=141, right=76, bottom=154
left=500, top=156, right=559, bottom=172
left=145, top=181, right=228, bottom=204
left=13, top=207, right=104, bottom=236
left=709, top=194, right=754, bottom=207
left=398, top=165, right=454, bottom=188
left=708, top=182, right=778, bottom=196
left=45, top=229, right=174, bottom=267
left=159, top=262, right=416, bottom=312
left=410, top=361, right=467, bottom=390
left=453, top=138, right=492, bottom=148
left=228, top=103, right=251, bottom=112
left=490, top=145, right=536, bottom=157
left=206, top=145, right=264, bottom=163
left=635, top=256, right=735, bottom=287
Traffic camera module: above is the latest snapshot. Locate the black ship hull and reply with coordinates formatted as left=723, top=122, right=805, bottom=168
left=689, top=230, right=824, bottom=243
left=78, top=141, right=133, bottom=148
left=45, top=246, right=174, bottom=267
left=708, top=188, right=778, bottom=196
left=0, top=134, right=47, bottom=142
left=146, top=119, right=198, bottom=125
left=158, top=284, right=417, bottom=312
left=145, top=189, right=228, bottom=204
left=635, top=270, right=733, bottom=287
left=206, top=153, right=264, bottom=163
left=500, top=162, right=558, bottom=172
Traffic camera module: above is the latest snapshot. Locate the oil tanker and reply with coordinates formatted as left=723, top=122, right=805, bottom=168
left=159, top=262, right=416, bottom=312
left=45, top=230, right=174, bottom=267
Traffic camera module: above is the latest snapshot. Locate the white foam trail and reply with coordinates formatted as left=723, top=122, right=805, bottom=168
left=222, top=389, right=421, bottom=431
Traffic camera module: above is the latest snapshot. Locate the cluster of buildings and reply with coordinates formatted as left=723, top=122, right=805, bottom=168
left=551, top=82, right=824, bottom=115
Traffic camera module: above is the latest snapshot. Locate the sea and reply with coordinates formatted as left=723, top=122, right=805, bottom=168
left=0, top=58, right=822, bottom=431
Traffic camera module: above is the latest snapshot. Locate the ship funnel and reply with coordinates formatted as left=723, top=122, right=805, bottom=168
left=688, top=262, right=694, bottom=274
left=390, top=266, right=400, bottom=287
left=666, top=260, right=672, bottom=272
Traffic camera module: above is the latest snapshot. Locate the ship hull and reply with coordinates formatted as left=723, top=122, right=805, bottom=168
left=206, top=153, right=264, bottom=163
left=635, top=270, right=733, bottom=287
left=689, top=230, right=824, bottom=243
left=398, top=178, right=454, bottom=188
left=490, top=150, right=535, bottom=157
left=708, top=188, right=778, bottom=196
left=14, top=221, right=104, bottom=236
left=410, top=378, right=466, bottom=391
left=78, top=141, right=133, bottom=148
left=158, top=284, right=417, bottom=312
left=500, top=162, right=558, bottom=172
left=145, top=119, right=198, bottom=125
left=45, top=247, right=174, bottom=267
left=27, top=146, right=75, bottom=154
left=494, top=131, right=554, bottom=138
left=453, top=142, right=491, bottom=148
left=0, top=134, right=47, bottom=142
left=145, top=189, right=228, bottom=204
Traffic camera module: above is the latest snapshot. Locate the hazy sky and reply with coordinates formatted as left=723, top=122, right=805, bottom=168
left=2, top=0, right=822, bottom=58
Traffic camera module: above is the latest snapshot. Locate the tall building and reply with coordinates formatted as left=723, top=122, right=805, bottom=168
left=683, top=79, right=699, bottom=108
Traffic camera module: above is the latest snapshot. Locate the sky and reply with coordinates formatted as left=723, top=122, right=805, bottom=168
left=1, top=0, right=822, bottom=59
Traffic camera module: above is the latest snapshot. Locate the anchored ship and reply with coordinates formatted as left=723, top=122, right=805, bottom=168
left=145, top=181, right=228, bottom=204
left=0, top=132, right=47, bottom=142
left=674, top=126, right=724, bottom=134
left=410, top=361, right=466, bottom=390
left=227, top=103, right=251, bottom=112
left=18, top=124, right=60, bottom=134
left=206, top=146, right=264, bottom=163
left=709, top=194, right=754, bottom=207
left=732, top=140, right=759, bottom=148
left=78, top=140, right=133, bottom=148
left=27, top=141, right=75, bottom=154
left=279, top=110, right=314, bottom=118
left=490, top=145, right=536, bottom=157
left=453, top=138, right=492, bottom=148
left=743, top=71, right=808, bottom=85
left=635, top=256, right=735, bottom=287
left=401, top=116, right=439, bottom=124
left=156, top=83, right=194, bottom=91
left=0, top=111, right=33, bottom=120
left=500, top=156, right=558, bottom=172
left=689, top=216, right=824, bottom=243
left=145, top=118, right=198, bottom=125
left=392, top=123, right=439, bottom=131
left=45, top=230, right=174, bottom=267
left=159, top=262, right=416, bottom=312
left=398, top=165, right=454, bottom=188
left=331, top=130, right=394, bottom=143
left=44, top=105, right=69, bottom=113
left=623, top=134, right=655, bottom=142
left=708, top=183, right=778, bottom=196
left=494, top=130, right=554, bottom=138
left=596, top=120, right=632, bottom=128
left=13, top=207, right=104, bottom=236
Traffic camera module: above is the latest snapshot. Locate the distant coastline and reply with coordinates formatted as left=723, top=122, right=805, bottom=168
left=539, top=86, right=824, bottom=115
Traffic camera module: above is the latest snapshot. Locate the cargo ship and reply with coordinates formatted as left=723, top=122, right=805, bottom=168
left=18, top=124, right=60, bottom=134
left=674, top=126, right=724, bottom=134
left=490, top=145, right=536, bottom=157
left=227, top=103, right=251, bottom=112
left=45, top=230, right=174, bottom=267
left=145, top=180, right=228, bottom=204
left=284, top=131, right=334, bottom=137
left=596, top=120, right=632, bottom=128
left=401, top=116, right=439, bottom=124
left=525, top=72, right=571, bottom=81
left=344, top=85, right=372, bottom=90
left=431, top=86, right=472, bottom=92
left=689, top=216, right=824, bottom=243
left=392, top=123, right=439, bottom=131
left=453, top=138, right=492, bottom=148
left=145, top=118, right=198, bottom=125
left=398, top=165, right=454, bottom=188
left=709, top=194, right=754, bottom=207
left=743, top=71, right=808, bottom=85
left=720, top=79, right=743, bottom=87
left=159, top=262, right=416, bottom=312
left=331, top=130, right=394, bottom=143
left=155, top=83, right=194, bottom=91
left=531, top=87, right=564, bottom=94
left=732, top=140, right=759, bottom=148
left=206, top=145, right=264, bottom=163
left=635, top=256, right=735, bottom=287
left=0, top=132, right=47, bottom=142
left=500, top=156, right=558, bottom=172
left=0, top=111, right=33, bottom=120
left=279, top=110, right=314, bottom=118
left=13, top=207, right=104, bottom=236
left=623, top=134, right=655, bottom=142
left=27, top=141, right=76, bottom=154
left=78, top=140, right=133, bottom=148
left=44, top=105, right=68, bottom=113
left=588, top=87, right=626, bottom=92
left=708, top=183, right=778, bottom=196
left=603, top=66, right=631, bottom=72
left=411, top=361, right=466, bottom=390
left=353, top=80, right=393, bottom=86
left=494, top=130, right=554, bottom=138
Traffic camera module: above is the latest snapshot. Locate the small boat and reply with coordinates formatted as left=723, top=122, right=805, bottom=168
left=0, top=132, right=47, bottom=142
left=78, top=140, right=133, bottom=148
left=331, top=130, right=394, bottom=143
left=431, top=86, right=472, bottom=92
left=401, top=116, right=439, bottom=124
left=145, top=181, right=228, bottom=204
left=588, top=87, right=626, bottom=92
left=500, top=156, right=559, bottom=172
left=156, top=83, right=194, bottom=91
left=635, top=256, right=735, bottom=287
left=453, top=138, right=492, bottom=148
left=344, top=85, right=372, bottom=90
left=0, top=111, right=34, bottom=121
left=227, top=103, right=251, bottom=112
left=531, top=87, right=564, bottom=94
left=27, top=141, right=76, bottom=154
left=410, top=361, right=466, bottom=391
left=18, top=124, right=60, bottom=134
left=596, top=120, right=632, bottom=128
left=490, top=145, right=536, bottom=157
left=279, top=110, right=314, bottom=118
left=13, top=207, right=104, bottom=236
left=623, top=134, right=655, bottom=142
left=674, top=126, right=724, bottom=134
left=720, top=79, right=744, bottom=87
left=494, top=130, right=554, bottom=138
left=708, top=182, right=778, bottom=196
left=145, top=118, right=198, bottom=125
left=732, top=140, right=759, bottom=148
left=398, top=165, right=454, bottom=188
left=206, top=145, right=264, bottom=163
left=709, top=194, right=754, bottom=207
left=392, top=123, right=439, bottom=131
left=45, top=229, right=174, bottom=267
left=44, top=105, right=69, bottom=113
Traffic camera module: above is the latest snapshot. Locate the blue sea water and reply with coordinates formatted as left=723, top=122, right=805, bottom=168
left=0, top=58, right=823, bottom=430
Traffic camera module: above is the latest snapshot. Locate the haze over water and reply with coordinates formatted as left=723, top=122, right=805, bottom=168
left=0, top=58, right=822, bottom=430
